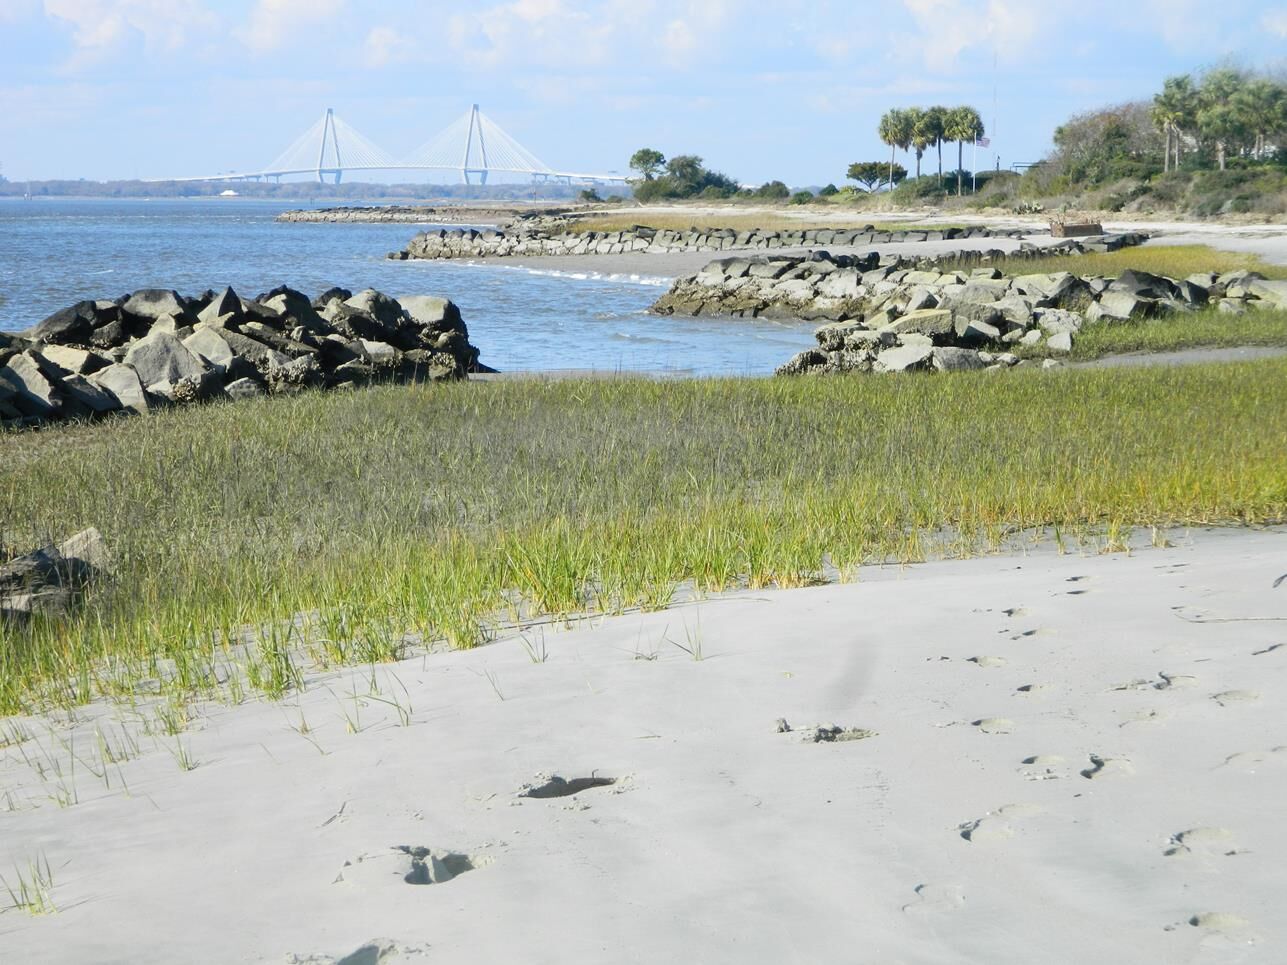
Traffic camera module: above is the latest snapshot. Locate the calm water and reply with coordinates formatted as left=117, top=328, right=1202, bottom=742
left=0, top=198, right=815, bottom=374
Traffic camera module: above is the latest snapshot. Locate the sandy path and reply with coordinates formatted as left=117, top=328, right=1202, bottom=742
left=2, top=528, right=1284, bottom=963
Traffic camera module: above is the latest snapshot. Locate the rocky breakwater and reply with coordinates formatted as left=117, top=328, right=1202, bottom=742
left=392, top=223, right=1036, bottom=261
left=0, top=287, right=487, bottom=430
left=649, top=246, right=1287, bottom=375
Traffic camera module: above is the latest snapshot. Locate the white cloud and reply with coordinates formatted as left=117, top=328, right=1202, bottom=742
left=236, top=0, right=345, bottom=54
left=1, top=0, right=41, bottom=23
left=1263, top=6, right=1287, bottom=37
left=42, top=0, right=214, bottom=54
left=898, top=0, right=1047, bottom=68
left=363, top=25, right=412, bottom=67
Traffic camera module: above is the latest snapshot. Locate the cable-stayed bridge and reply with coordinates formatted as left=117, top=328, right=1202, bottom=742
left=157, top=105, right=626, bottom=185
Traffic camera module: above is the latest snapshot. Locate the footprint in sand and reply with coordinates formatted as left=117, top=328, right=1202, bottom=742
left=968, top=656, right=1008, bottom=668
left=1189, top=912, right=1252, bottom=933
left=900, top=882, right=966, bottom=916
left=1080, top=754, right=1134, bottom=779
left=958, top=803, right=1043, bottom=843
left=1018, top=754, right=1068, bottom=781
left=1221, top=746, right=1287, bottom=772
left=1164, top=827, right=1242, bottom=858
left=1016, top=683, right=1049, bottom=696
left=1211, top=690, right=1260, bottom=707
left=972, top=717, right=1015, bottom=735
left=1112, top=672, right=1198, bottom=692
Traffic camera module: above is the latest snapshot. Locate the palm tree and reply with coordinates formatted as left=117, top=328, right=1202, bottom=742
left=1233, top=78, right=1285, bottom=159
left=1197, top=69, right=1248, bottom=171
left=905, top=107, right=929, bottom=179
left=922, top=107, right=948, bottom=183
left=945, top=106, right=984, bottom=194
left=1153, top=74, right=1198, bottom=172
left=878, top=109, right=914, bottom=191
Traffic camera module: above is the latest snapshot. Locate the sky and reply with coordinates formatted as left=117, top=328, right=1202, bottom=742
left=1, top=0, right=1286, bottom=186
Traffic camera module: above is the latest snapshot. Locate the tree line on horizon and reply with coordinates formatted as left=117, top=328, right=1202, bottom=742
left=1149, top=68, right=1285, bottom=173
left=875, top=106, right=986, bottom=195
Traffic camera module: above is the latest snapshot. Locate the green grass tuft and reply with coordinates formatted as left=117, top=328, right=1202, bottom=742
left=2, top=364, right=1286, bottom=714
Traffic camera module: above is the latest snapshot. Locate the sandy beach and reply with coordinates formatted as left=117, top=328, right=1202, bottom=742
left=2, top=527, right=1284, bottom=964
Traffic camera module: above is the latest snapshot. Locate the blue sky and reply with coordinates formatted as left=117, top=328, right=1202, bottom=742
left=1, top=0, right=1286, bottom=185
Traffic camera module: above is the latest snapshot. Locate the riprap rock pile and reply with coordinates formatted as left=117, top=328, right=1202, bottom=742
left=0, top=287, right=487, bottom=429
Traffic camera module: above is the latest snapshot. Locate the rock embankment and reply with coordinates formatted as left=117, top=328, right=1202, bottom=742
left=277, top=205, right=567, bottom=225
left=391, top=223, right=1039, bottom=261
left=647, top=245, right=1287, bottom=375
left=0, top=287, right=487, bottom=430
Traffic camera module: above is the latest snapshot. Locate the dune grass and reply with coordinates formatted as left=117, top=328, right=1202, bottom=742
left=2, top=363, right=1285, bottom=715
left=951, top=244, right=1287, bottom=281
left=1033, top=306, right=1287, bottom=360
left=568, top=212, right=967, bottom=235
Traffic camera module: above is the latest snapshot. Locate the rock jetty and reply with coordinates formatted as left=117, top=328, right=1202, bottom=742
left=277, top=205, right=565, bottom=225
left=392, top=223, right=1038, bottom=261
left=0, top=287, right=487, bottom=430
left=646, top=245, right=1287, bottom=375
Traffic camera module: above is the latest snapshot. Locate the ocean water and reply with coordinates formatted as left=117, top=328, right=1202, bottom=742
left=0, top=198, right=816, bottom=375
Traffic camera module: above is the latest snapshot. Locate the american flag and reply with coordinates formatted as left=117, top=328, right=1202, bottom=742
left=976, top=136, right=991, bottom=147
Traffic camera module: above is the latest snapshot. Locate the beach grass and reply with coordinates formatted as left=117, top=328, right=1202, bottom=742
left=1018, top=306, right=1287, bottom=360
left=2, top=362, right=1285, bottom=714
left=569, top=212, right=968, bottom=234
left=945, top=244, right=1287, bottom=281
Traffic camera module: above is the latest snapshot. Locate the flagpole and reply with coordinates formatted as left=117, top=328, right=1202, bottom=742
left=972, top=139, right=977, bottom=194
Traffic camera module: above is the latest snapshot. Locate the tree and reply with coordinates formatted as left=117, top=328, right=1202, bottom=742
left=921, top=106, right=948, bottom=182
left=1197, top=69, right=1248, bottom=171
left=846, top=161, right=886, bottom=191
left=628, top=148, right=666, bottom=180
left=905, top=107, right=932, bottom=179
left=755, top=180, right=790, bottom=199
left=945, top=106, right=985, bottom=194
left=1152, top=75, right=1197, bottom=172
left=878, top=109, right=914, bottom=192
left=1233, top=78, right=1285, bottom=159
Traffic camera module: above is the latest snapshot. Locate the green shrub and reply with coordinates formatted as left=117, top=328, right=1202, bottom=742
left=789, top=190, right=815, bottom=205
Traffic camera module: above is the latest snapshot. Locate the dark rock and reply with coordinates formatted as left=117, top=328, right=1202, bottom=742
left=23, top=300, right=100, bottom=344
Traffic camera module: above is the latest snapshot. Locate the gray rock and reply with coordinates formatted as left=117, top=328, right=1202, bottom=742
left=89, top=364, right=149, bottom=413
left=124, top=331, right=207, bottom=388
left=345, top=290, right=407, bottom=331
left=124, top=289, right=189, bottom=322
left=358, top=340, right=403, bottom=366
left=1248, top=279, right=1287, bottom=309
left=61, top=374, right=120, bottom=413
left=887, top=308, right=953, bottom=337
left=931, top=347, right=986, bottom=372
left=35, top=344, right=99, bottom=376
left=198, top=286, right=244, bottom=327
left=183, top=327, right=237, bottom=369
left=1034, top=309, right=1084, bottom=335
left=1046, top=332, right=1074, bottom=353
left=225, top=377, right=266, bottom=400
left=0, top=353, right=61, bottom=417
left=874, top=343, right=934, bottom=373
left=1217, top=298, right=1247, bottom=315
left=955, top=318, right=1003, bottom=346
left=1094, top=291, right=1145, bottom=321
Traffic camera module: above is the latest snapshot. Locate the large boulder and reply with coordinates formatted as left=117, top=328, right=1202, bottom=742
left=399, top=295, right=467, bottom=335
left=932, top=347, right=987, bottom=372
left=89, top=363, right=149, bottom=414
left=197, top=287, right=245, bottom=328
left=0, top=353, right=61, bottom=417
left=61, top=374, right=121, bottom=414
left=123, top=331, right=208, bottom=388
left=886, top=308, right=953, bottom=337
left=345, top=290, right=407, bottom=332
left=874, top=343, right=934, bottom=373
left=0, top=527, right=111, bottom=621
left=183, top=327, right=237, bottom=370
left=1248, top=279, right=1287, bottom=310
left=123, top=289, right=192, bottom=323
left=22, top=300, right=102, bottom=344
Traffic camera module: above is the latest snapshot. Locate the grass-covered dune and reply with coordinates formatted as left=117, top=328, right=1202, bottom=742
left=2, top=363, right=1286, bottom=714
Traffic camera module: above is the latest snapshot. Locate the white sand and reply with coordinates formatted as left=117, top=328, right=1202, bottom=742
left=3, top=528, right=1286, bottom=963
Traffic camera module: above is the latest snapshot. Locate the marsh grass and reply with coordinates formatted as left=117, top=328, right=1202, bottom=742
left=944, top=244, right=1287, bottom=281
left=568, top=213, right=966, bottom=235
left=1041, top=306, right=1287, bottom=360
left=2, top=365, right=1286, bottom=714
